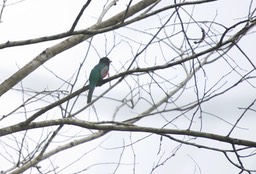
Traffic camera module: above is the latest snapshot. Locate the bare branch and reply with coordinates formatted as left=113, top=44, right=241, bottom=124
left=69, top=0, right=92, bottom=32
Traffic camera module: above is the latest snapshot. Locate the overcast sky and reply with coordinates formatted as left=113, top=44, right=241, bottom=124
left=0, top=0, right=256, bottom=174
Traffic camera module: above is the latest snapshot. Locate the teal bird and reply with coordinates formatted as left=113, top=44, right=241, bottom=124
left=87, top=57, right=112, bottom=103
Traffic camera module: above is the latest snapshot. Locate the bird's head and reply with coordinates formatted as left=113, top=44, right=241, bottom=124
left=99, top=57, right=112, bottom=64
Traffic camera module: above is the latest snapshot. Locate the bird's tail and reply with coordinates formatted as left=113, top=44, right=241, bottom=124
left=87, top=84, right=95, bottom=104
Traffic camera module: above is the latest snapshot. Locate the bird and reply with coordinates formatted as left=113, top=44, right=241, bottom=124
left=87, top=57, right=112, bottom=103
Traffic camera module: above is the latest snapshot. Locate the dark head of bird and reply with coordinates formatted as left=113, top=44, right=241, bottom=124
left=99, top=57, right=112, bottom=65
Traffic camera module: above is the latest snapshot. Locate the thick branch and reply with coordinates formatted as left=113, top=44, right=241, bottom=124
left=5, top=118, right=256, bottom=147
left=0, top=0, right=159, bottom=97
left=9, top=130, right=108, bottom=174
left=0, top=0, right=217, bottom=49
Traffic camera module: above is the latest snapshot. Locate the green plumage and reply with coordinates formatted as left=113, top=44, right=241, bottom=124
left=87, top=57, right=111, bottom=103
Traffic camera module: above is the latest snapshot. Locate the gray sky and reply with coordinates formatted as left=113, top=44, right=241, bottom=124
left=0, top=0, right=256, bottom=173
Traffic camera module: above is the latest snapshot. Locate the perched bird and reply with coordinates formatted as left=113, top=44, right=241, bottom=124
left=87, top=57, right=112, bottom=103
